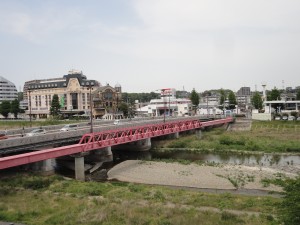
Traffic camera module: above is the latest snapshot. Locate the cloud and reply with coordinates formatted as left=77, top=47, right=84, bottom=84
left=133, top=0, right=300, bottom=32
left=0, top=4, right=83, bottom=43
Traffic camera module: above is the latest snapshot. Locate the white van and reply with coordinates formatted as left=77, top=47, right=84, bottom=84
left=60, top=124, right=78, bottom=132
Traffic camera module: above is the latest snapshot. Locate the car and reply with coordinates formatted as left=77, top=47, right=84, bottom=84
left=60, top=124, right=78, bottom=132
left=282, top=115, right=288, bottom=120
left=274, top=116, right=281, bottom=120
left=288, top=116, right=295, bottom=121
left=113, top=120, right=121, bottom=125
left=297, top=117, right=300, bottom=121
left=25, top=128, right=46, bottom=137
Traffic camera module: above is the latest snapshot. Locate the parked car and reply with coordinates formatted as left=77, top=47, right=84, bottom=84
left=274, top=116, right=281, bottom=121
left=25, top=128, right=46, bottom=137
left=60, top=124, right=78, bottom=132
left=297, top=117, right=300, bottom=121
left=282, top=115, right=288, bottom=120
left=288, top=116, right=295, bottom=121
left=113, top=120, right=121, bottom=125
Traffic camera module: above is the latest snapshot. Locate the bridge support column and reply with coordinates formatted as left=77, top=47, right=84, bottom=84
left=74, top=154, right=86, bottom=181
left=136, top=138, right=151, bottom=151
left=195, top=129, right=202, bottom=139
left=94, top=146, right=113, bottom=162
left=41, top=159, right=55, bottom=174
left=174, top=132, right=179, bottom=139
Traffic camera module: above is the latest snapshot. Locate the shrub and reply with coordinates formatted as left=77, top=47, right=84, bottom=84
left=278, top=176, right=300, bottom=225
left=290, top=111, right=298, bottom=117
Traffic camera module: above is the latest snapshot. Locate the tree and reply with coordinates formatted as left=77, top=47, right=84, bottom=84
left=190, top=89, right=199, bottom=112
left=278, top=177, right=300, bottom=225
left=0, top=101, right=11, bottom=118
left=228, top=91, right=237, bottom=110
left=296, top=89, right=300, bottom=100
left=10, top=99, right=20, bottom=118
left=219, top=89, right=226, bottom=110
left=18, top=92, right=23, bottom=101
left=118, top=102, right=129, bottom=117
left=251, top=92, right=263, bottom=110
left=267, top=88, right=281, bottom=101
left=50, top=94, right=61, bottom=116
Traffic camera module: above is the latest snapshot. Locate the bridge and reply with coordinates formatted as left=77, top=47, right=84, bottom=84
left=0, top=117, right=233, bottom=180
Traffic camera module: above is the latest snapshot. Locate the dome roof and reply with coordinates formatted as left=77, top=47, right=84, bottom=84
left=115, top=83, right=121, bottom=88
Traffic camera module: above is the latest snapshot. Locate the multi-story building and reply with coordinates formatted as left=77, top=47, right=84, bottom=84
left=93, top=84, right=123, bottom=119
left=0, top=76, right=18, bottom=103
left=236, top=87, right=252, bottom=110
left=25, top=70, right=100, bottom=119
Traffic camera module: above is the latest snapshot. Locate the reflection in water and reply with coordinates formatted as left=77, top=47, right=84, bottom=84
left=56, top=149, right=299, bottom=178
left=112, top=150, right=152, bottom=164
left=148, top=150, right=300, bottom=167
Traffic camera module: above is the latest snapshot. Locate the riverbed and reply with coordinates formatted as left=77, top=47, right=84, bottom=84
left=107, top=159, right=299, bottom=194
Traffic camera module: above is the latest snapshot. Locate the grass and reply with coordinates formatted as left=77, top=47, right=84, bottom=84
left=152, top=120, right=300, bottom=153
left=0, top=174, right=282, bottom=225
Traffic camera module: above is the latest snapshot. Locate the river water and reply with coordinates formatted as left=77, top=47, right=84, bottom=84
left=112, top=149, right=300, bottom=167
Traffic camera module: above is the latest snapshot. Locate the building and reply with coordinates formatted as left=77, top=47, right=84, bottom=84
left=236, top=87, right=252, bottom=110
left=0, top=76, right=18, bottom=103
left=92, top=84, right=123, bottom=119
left=137, top=88, right=192, bottom=117
left=25, top=70, right=100, bottom=119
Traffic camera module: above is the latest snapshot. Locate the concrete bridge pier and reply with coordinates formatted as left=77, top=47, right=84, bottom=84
left=25, top=158, right=56, bottom=174
left=41, top=159, right=55, bottom=174
left=93, top=146, right=113, bottom=162
left=174, top=132, right=179, bottom=139
left=136, top=138, right=151, bottom=151
left=113, top=138, right=152, bottom=151
left=73, top=152, right=89, bottom=181
left=195, top=129, right=202, bottom=139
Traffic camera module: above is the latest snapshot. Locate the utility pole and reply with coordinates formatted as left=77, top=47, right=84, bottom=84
left=206, top=95, right=209, bottom=118
left=28, top=90, right=32, bottom=127
left=89, top=84, right=93, bottom=133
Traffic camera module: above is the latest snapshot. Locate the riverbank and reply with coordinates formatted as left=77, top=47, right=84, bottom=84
left=108, top=160, right=299, bottom=193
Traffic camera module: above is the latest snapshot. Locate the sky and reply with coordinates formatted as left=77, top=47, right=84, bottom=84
left=1, top=0, right=300, bottom=93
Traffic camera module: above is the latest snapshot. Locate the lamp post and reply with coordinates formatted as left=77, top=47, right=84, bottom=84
left=168, top=91, right=171, bottom=117
left=28, top=89, right=32, bottom=127
left=89, top=84, right=93, bottom=133
left=206, top=95, right=209, bottom=118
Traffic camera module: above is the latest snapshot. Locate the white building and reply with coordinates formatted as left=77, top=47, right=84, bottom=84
left=0, top=76, right=18, bottom=103
left=136, top=88, right=193, bottom=117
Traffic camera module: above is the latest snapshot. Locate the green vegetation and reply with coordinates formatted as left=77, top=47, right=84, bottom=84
left=50, top=94, right=61, bottom=117
left=0, top=174, right=283, bottom=225
left=153, top=121, right=300, bottom=153
left=252, top=92, right=263, bottom=110
left=278, top=176, right=300, bottom=225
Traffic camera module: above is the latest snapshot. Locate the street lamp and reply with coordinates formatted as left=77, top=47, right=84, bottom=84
left=89, top=83, right=93, bottom=133
left=206, top=95, right=209, bottom=118
left=28, top=89, right=32, bottom=127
